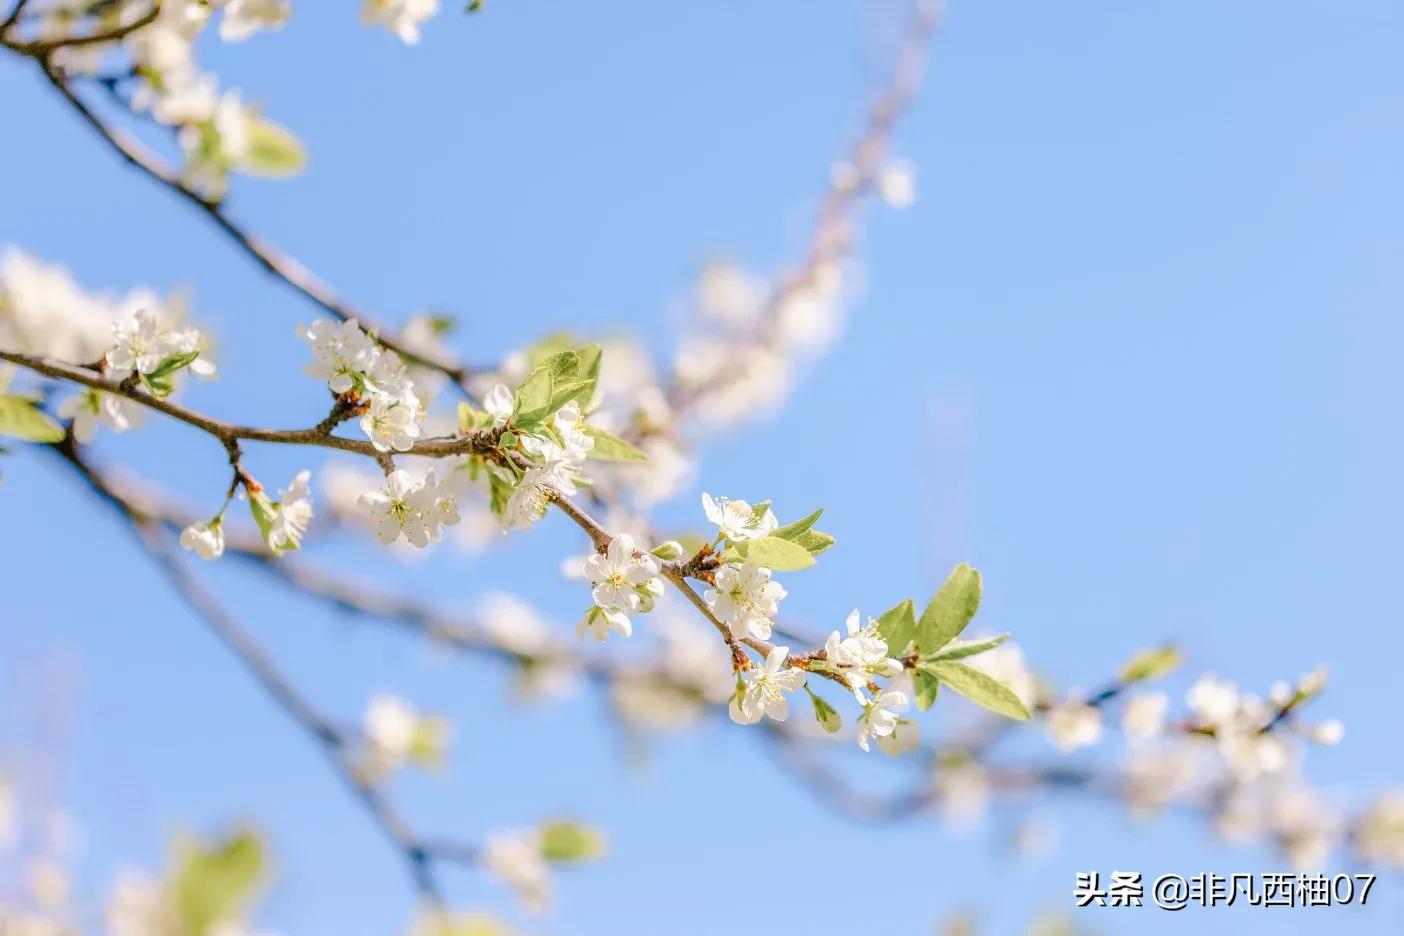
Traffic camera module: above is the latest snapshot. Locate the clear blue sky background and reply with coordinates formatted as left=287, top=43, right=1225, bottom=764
left=3, top=1, right=1404, bottom=933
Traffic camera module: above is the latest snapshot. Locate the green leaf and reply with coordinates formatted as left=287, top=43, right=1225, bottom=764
left=875, top=599, right=917, bottom=657
left=513, top=366, right=553, bottom=423
left=0, top=395, right=63, bottom=443
left=918, top=563, right=982, bottom=654
left=548, top=378, right=594, bottom=412
left=543, top=349, right=580, bottom=379
left=538, top=820, right=606, bottom=864
left=772, top=509, right=822, bottom=541
left=576, top=343, right=603, bottom=381
left=1119, top=645, right=1182, bottom=683
left=732, top=535, right=815, bottom=571
left=791, top=528, right=835, bottom=556
left=924, top=660, right=1029, bottom=720
left=237, top=117, right=306, bottom=178
left=171, top=830, right=264, bottom=936
left=146, top=351, right=200, bottom=380
left=925, top=633, right=1008, bottom=662
left=582, top=426, right=647, bottom=462
left=913, top=668, right=941, bottom=711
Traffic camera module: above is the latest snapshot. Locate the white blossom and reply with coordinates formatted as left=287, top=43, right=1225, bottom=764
left=583, top=534, right=660, bottom=614
left=1122, top=692, right=1169, bottom=741
left=823, top=609, right=903, bottom=700
left=701, top=492, right=777, bottom=541
left=359, top=393, right=421, bottom=452
left=1186, top=674, right=1240, bottom=728
left=482, top=829, right=551, bottom=912
left=357, top=468, right=461, bottom=547
left=105, top=309, right=173, bottom=377
left=483, top=382, right=514, bottom=426
left=300, top=319, right=379, bottom=393
left=360, top=0, right=439, bottom=45
left=179, top=519, right=226, bottom=560
left=59, top=389, right=143, bottom=441
left=577, top=606, right=632, bottom=642
left=731, top=645, right=805, bottom=724
left=1354, top=790, right=1404, bottom=868
left=877, top=159, right=917, bottom=209
left=362, top=693, right=446, bottom=775
left=218, top=0, right=291, bottom=41
left=1308, top=719, right=1344, bottom=746
left=263, top=470, right=312, bottom=552
left=856, top=689, right=908, bottom=752
left=702, top=561, right=785, bottom=640
left=1046, top=701, right=1102, bottom=752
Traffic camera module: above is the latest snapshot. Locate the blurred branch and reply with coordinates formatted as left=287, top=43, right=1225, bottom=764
left=2, top=47, right=473, bottom=387
left=49, top=437, right=476, bottom=910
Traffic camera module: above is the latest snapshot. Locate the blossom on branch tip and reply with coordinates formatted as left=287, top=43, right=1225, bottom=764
left=856, top=689, right=908, bottom=752
left=701, top=492, right=777, bottom=541
left=254, top=469, right=313, bottom=554
left=179, top=518, right=226, bottom=560
left=702, top=561, right=785, bottom=640
left=482, top=829, right=551, bottom=913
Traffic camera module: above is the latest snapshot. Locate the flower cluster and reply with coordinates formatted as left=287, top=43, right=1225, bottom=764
left=505, top=399, right=595, bottom=529
left=821, top=610, right=904, bottom=699
left=579, top=534, right=662, bottom=641
left=301, top=319, right=424, bottom=453
left=357, top=467, right=467, bottom=547
left=1, top=249, right=215, bottom=442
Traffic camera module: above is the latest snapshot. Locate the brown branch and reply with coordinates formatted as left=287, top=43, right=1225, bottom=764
left=1, top=349, right=493, bottom=459
left=2, top=2, right=159, bottom=55
left=50, top=437, right=473, bottom=909
left=24, top=59, right=471, bottom=387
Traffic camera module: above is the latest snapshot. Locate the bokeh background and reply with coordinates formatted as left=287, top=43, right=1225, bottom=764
left=3, top=1, right=1404, bottom=933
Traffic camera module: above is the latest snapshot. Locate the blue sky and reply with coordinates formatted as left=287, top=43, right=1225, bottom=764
left=3, top=1, right=1404, bottom=933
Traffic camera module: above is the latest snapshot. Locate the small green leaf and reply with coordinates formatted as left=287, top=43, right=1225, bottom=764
left=513, top=366, right=553, bottom=423
left=548, top=378, right=594, bottom=412
left=918, top=563, right=982, bottom=654
left=237, top=117, right=306, bottom=178
left=538, top=820, right=606, bottom=864
left=1119, top=645, right=1182, bottom=683
left=875, top=598, right=917, bottom=657
left=791, top=528, right=835, bottom=556
left=0, top=395, right=64, bottom=443
left=543, top=349, right=580, bottom=379
left=925, top=633, right=1008, bottom=662
left=576, top=343, right=603, bottom=381
left=171, top=829, right=264, bottom=936
left=924, top=660, right=1029, bottom=720
left=582, top=426, right=647, bottom=462
left=913, top=669, right=941, bottom=711
left=731, top=535, right=815, bottom=571
left=772, top=509, right=822, bottom=541
left=146, top=351, right=200, bottom=380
